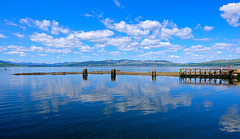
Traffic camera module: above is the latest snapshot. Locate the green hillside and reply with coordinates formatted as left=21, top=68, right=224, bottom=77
left=187, top=59, right=240, bottom=66
left=0, top=60, right=20, bottom=67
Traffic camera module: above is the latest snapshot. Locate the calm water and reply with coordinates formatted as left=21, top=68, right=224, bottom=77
left=0, top=67, right=240, bottom=138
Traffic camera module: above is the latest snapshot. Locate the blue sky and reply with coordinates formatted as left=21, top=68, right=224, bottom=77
left=0, top=0, right=240, bottom=63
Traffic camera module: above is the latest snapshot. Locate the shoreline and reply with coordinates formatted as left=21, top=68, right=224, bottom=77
left=12, top=71, right=180, bottom=77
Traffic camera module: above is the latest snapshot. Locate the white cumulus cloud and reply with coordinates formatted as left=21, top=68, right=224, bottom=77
left=220, top=2, right=240, bottom=27
left=193, top=38, right=211, bottom=41
left=5, top=51, right=27, bottom=57
left=30, top=32, right=93, bottom=52
left=113, top=0, right=124, bottom=8
left=203, top=26, right=214, bottom=32
left=139, top=20, right=162, bottom=30
left=5, top=19, right=17, bottom=26
left=136, top=51, right=165, bottom=58
left=184, top=45, right=211, bottom=53
left=114, top=21, right=150, bottom=37
left=20, top=18, right=69, bottom=35
left=13, top=33, right=24, bottom=38
left=94, top=37, right=135, bottom=51
left=51, top=20, right=69, bottom=35
left=74, top=30, right=114, bottom=40
left=98, top=48, right=121, bottom=57
left=161, top=27, right=193, bottom=40
left=35, top=20, right=51, bottom=31
left=0, top=34, right=7, bottom=39
left=210, top=43, right=232, bottom=50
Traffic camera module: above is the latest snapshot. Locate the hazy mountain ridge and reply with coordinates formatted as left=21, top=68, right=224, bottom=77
left=0, top=60, right=21, bottom=67
left=0, top=59, right=240, bottom=67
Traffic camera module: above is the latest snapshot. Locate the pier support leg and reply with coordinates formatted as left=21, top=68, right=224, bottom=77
left=220, top=69, right=222, bottom=79
left=209, top=70, right=212, bottom=79
left=200, top=69, right=202, bottom=78
left=214, top=70, right=216, bottom=79
left=195, top=69, right=196, bottom=78
left=190, top=69, right=191, bottom=77
left=204, top=70, right=207, bottom=78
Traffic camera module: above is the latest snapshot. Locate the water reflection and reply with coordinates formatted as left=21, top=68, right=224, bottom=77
left=27, top=75, right=193, bottom=115
left=83, top=74, right=88, bottom=80
left=2, top=68, right=240, bottom=138
left=152, top=76, right=156, bottom=82
left=179, top=78, right=240, bottom=86
left=219, top=105, right=240, bottom=133
left=111, top=74, right=116, bottom=81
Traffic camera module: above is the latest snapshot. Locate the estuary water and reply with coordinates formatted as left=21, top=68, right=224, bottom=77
left=0, top=67, right=240, bottom=138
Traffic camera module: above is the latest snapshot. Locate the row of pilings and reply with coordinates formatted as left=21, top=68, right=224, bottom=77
left=82, top=69, right=158, bottom=82
left=81, top=68, right=240, bottom=83
left=82, top=69, right=119, bottom=81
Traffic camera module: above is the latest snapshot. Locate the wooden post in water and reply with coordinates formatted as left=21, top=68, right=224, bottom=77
left=220, top=68, right=222, bottom=79
left=209, top=69, right=212, bottom=78
left=200, top=69, right=202, bottom=78
left=190, top=69, right=192, bottom=78
left=225, top=69, right=228, bottom=79
left=152, top=69, right=156, bottom=82
left=184, top=68, right=187, bottom=78
left=204, top=69, right=207, bottom=78
left=111, top=69, right=116, bottom=81
left=152, top=69, right=156, bottom=77
left=214, top=69, right=217, bottom=78
left=195, top=69, right=197, bottom=78
left=82, top=69, right=88, bottom=80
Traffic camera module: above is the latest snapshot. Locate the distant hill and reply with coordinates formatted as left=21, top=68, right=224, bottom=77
left=0, top=60, right=20, bottom=67
left=61, top=59, right=178, bottom=67
left=186, top=59, right=240, bottom=66
left=0, top=59, right=240, bottom=67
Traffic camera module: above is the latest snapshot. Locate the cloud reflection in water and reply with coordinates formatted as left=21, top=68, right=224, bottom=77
left=219, top=105, right=240, bottom=133
left=28, top=75, right=193, bottom=115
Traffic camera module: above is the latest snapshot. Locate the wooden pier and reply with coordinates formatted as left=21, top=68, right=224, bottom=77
left=179, top=68, right=240, bottom=79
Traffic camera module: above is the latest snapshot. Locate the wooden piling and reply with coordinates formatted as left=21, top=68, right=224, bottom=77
left=209, top=69, right=212, bottom=78
left=204, top=69, right=207, bottom=78
left=152, top=69, right=156, bottom=77
left=82, top=69, right=88, bottom=80
left=83, top=69, right=88, bottom=75
left=195, top=69, right=197, bottom=78
left=111, top=69, right=116, bottom=81
left=220, top=69, right=222, bottom=79
left=214, top=69, right=217, bottom=78
left=200, top=69, right=202, bottom=78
